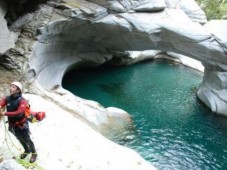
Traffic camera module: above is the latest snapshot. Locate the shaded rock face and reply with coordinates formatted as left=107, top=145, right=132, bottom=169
left=4, top=0, right=49, bottom=23
left=1, top=0, right=227, bottom=127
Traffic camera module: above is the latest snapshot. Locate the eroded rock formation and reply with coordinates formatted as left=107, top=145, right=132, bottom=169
left=31, top=0, right=227, bottom=117
left=1, top=0, right=227, bottom=169
left=1, top=0, right=227, bottom=132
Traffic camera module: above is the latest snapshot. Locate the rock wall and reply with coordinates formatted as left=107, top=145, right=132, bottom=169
left=1, top=0, right=227, bottom=168
left=1, top=0, right=227, bottom=130
left=31, top=0, right=227, bottom=117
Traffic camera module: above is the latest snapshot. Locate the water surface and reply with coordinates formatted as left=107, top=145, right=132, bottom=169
left=63, top=60, right=227, bottom=170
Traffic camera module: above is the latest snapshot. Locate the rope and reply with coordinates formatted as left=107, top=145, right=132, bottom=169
left=0, top=92, right=44, bottom=169
left=2, top=121, right=44, bottom=170
left=2, top=117, right=22, bottom=154
left=1, top=117, right=44, bottom=170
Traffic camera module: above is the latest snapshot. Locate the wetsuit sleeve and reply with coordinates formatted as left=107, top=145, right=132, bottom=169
left=4, top=99, right=27, bottom=117
left=0, top=96, right=7, bottom=108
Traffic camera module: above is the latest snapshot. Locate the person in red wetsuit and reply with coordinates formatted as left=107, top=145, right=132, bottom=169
left=0, top=82, right=37, bottom=163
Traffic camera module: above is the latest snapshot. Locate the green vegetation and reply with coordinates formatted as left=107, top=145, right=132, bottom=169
left=195, top=0, right=227, bottom=20
left=63, top=0, right=80, bottom=8
left=16, top=157, right=45, bottom=170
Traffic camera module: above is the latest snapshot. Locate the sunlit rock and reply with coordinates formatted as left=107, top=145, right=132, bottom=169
left=30, top=1, right=227, bottom=120
left=196, top=20, right=227, bottom=115
left=165, top=0, right=207, bottom=24
left=0, top=94, right=157, bottom=170
left=167, top=52, right=204, bottom=72
left=87, top=0, right=166, bottom=12
left=0, top=160, right=25, bottom=170
left=197, top=67, right=227, bottom=116
left=134, top=0, right=166, bottom=12
left=204, top=20, right=227, bottom=54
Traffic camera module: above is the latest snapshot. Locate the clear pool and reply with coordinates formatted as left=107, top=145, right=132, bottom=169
left=63, top=60, right=227, bottom=170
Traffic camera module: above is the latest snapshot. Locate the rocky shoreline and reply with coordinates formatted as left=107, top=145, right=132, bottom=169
left=0, top=93, right=156, bottom=170
left=0, top=55, right=203, bottom=170
left=1, top=0, right=227, bottom=169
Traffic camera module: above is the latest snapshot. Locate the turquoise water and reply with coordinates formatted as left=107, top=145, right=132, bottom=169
left=63, top=60, right=227, bottom=170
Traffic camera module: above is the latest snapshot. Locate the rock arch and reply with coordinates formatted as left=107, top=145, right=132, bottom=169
left=30, top=1, right=227, bottom=125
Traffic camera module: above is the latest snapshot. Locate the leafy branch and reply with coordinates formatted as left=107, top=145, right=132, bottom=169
left=195, top=0, right=227, bottom=20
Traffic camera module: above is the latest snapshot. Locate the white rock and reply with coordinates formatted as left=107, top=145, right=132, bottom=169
left=204, top=20, right=227, bottom=53
left=164, top=0, right=207, bottom=23
left=31, top=4, right=227, bottom=117
left=134, top=0, right=166, bottom=12
left=21, top=94, right=156, bottom=170
left=167, top=52, right=204, bottom=72
left=0, top=160, right=25, bottom=170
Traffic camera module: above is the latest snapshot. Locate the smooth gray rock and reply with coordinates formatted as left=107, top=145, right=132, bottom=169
left=165, top=0, right=207, bottom=23
left=0, top=16, right=15, bottom=55
left=62, top=0, right=108, bottom=20
left=87, top=0, right=207, bottom=24
left=195, top=20, right=227, bottom=115
left=134, top=0, right=166, bottom=12
left=197, top=68, right=227, bottom=116
left=31, top=3, right=227, bottom=116
left=1, top=0, right=225, bottom=118
left=87, top=0, right=166, bottom=12
left=204, top=20, right=227, bottom=53
left=0, top=160, right=25, bottom=170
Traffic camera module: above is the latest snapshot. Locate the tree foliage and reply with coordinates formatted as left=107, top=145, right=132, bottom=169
left=195, top=0, right=227, bottom=20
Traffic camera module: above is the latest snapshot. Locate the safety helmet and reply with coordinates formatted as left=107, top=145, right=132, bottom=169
left=10, top=81, right=23, bottom=92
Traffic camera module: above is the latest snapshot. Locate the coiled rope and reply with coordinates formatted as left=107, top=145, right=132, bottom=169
left=1, top=116, right=44, bottom=170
